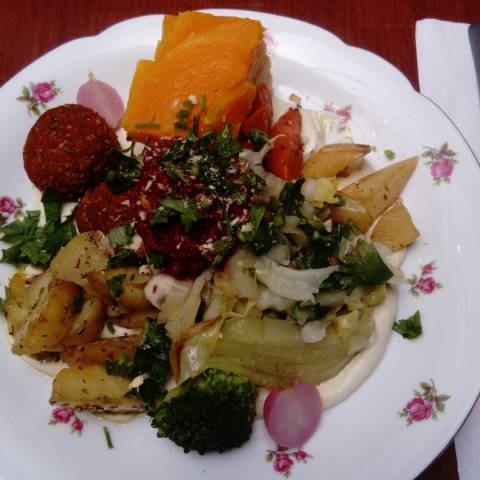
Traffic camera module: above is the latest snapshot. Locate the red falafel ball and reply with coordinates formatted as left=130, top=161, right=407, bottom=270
left=23, top=104, right=119, bottom=200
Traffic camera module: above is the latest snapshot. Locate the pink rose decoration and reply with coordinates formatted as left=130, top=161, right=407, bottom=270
left=421, top=262, right=434, bottom=275
left=0, top=196, right=16, bottom=214
left=418, top=277, right=436, bottom=294
left=31, top=82, right=56, bottom=103
left=336, top=107, right=351, bottom=122
left=273, top=454, right=294, bottom=474
left=430, top=155, right=454, bottom=179
left=294, top=450, right=308, bottom=462
left=406, top=397, right=433, bottom=422
left=71, top=418, right=84, bottom=433
left=52, top=407, right=75, bottom=423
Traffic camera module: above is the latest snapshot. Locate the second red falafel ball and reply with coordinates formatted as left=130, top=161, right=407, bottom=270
left=23, top=104, right=119, bottom=200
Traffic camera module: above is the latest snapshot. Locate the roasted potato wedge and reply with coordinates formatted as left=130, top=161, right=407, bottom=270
left=371, top=199, right=419, bottom=252
left=115, top=309, right=158, bottom=329
left=340, top=156, right=418, bottom=220
left=60, top=295, right=106, bottom=347
left=11, top=272, right=82, bottom=356
left=50, top=231, right=111, bottom=291
left=61, top=335, right=141, bottom=366
left=330, top=194, right=374, bottom=233
left=50, top=365, right=143, bottom=413
left=4, top=272, right=35, bottom=336
left=303, top=143, right=371, bottom=178
left=86, top=267, right=152, bottom=310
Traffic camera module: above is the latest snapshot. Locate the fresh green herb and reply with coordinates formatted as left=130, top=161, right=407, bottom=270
left=106, top=274, right=126, bottom=297
left=0, top=192, right=77, bottom=267
left=105, top=150, right=141, bottom=194
left=200, top=95, right=206, bottom=112
left=103, top=426, right=114, bottom=449
left=149, top=251, right=166, bottom=269
left=322, top=240, right=393, bottom=293
left=250, top=129, right=270, bottom=151
left=279, top=178, right=305, bottom=216
left=108, top=225, right=135, bottom=249
left=393, top=310, right=423, bottom=339
left=106, top=319, right=171, bottom=405
left=288, top=302, right=330, bottom=325
left=216, top=124, right=242, bottom=160
left=159, top=197, right=202, bottom=232
left=211, top=236, right=235, bottom=266
left=107, top=248, right=142, bottom=268
left=164, top=161, right=190, bottom=184
left=296, top=222, right=356, bottom=269
left=384, top=149, right=396, bottom=160
left=134, top=122, right=160, bottom=129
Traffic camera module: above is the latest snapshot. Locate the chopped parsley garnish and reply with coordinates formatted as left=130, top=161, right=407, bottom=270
left=157, top=197, right=202, bottom=233
left=103, top=426, right=114, bottom=449
left=106, top=274, right=126, bottom=297
left=279, top=178, right=305, bottom=216
left=216, top=124, right=242, bottom=161
left=384, top=149, right=396, bottom=160
left=106, top=319, right=171, bottom=406
left=393, top=311, right=423, bottom=339
left=322, top=240, right=393, bottom=294
left=250, top=129, right=270, bottom=151
left=107, top=248, right=142, bottom=268
left=0, top=188, right=76, bottom=267
left=149, top=251, right=166, bottom=269
left=107, top=224, right=135, bottom=249
left=106, top=150, right=141, bottom=194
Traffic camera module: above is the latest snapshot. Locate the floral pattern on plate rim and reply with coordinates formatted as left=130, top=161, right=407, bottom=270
left=17, top=81, right=61, bottom=116
left=0, top=196, right=24, bottom=225
left=398, top=379, right=450, bottom=426
left=323, top=102, right=352, bottom=131
left=407, top=261, right=442, bottom=296
left=49, top=407, right=84, bottom=435
left=422, top=143, right=459, bottom=185
left=266, top=446, right=312, bottom=478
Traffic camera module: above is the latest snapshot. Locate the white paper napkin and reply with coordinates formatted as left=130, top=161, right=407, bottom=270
left=416, top=18, right=480, bottom=480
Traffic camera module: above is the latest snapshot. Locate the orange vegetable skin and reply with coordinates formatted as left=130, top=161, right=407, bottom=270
left=265, top=108, right=303, bottom=180
left=123, top=13, right=264, bottom=139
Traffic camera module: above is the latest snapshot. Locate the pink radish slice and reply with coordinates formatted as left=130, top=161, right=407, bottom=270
left=263, top=381, right=322, bottom=448
left=77, top=72, right=124, bottom=130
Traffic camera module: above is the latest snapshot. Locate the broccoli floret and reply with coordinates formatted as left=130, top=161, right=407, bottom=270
left=151, top=368, right=256, bottom=454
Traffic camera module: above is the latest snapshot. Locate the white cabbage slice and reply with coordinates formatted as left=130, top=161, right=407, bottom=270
left=255, top=256, right=338, bottom=302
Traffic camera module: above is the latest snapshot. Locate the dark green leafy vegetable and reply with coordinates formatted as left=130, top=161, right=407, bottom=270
left=0, top=189, right=77, bottom=267
left=279, top=178, right=305, bottom=216
left=106, top=274, right=126, bottom=297
left=393, top=310, right=423, bottom=339
left=250, top=128, right=270, bottom=151
left=108, top=225, right=135, bottom=249
left=149, top=251, right=166, bottom=269
left=150, top=368, right=256, bottom=454
left=107, top=248, right=142, bottom=268
left=105, top=150, right=141, bottom=194
left=106, top=319, right=171, bottom=405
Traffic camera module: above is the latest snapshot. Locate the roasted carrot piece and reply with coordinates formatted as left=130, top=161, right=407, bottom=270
left=265, top=108, right=303, bottom=180
left=241, top=83, right=273, bottom=135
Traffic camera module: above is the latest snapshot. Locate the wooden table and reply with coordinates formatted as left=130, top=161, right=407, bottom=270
left=1, top=0, right=477, bottom=478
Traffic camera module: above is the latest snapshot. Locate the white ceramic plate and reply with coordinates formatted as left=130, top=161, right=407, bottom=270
left=1, top=9, right=479, bottom=480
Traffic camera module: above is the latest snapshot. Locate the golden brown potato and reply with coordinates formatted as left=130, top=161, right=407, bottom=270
left=340, top=156, right=418, bottom=220
left=49, top=231, right=110, bottom=291
left=330, top=195, right=374, bottom=233
left=114, top=310, right=158, bottom=329
left=60, top=296, right=106, bottom=347
left=303, top=143, right=371, bottom=178
left=86, top=267, right=152, bottom=310
left=50, top=365, right=143, bottom=413
left=371, top=199, right=420, bottom=252
left=11, top=272, right=82, bottom=356
left=4, top=272, right=35, bottom=336
left=61, top=335, right=141, bottom=366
